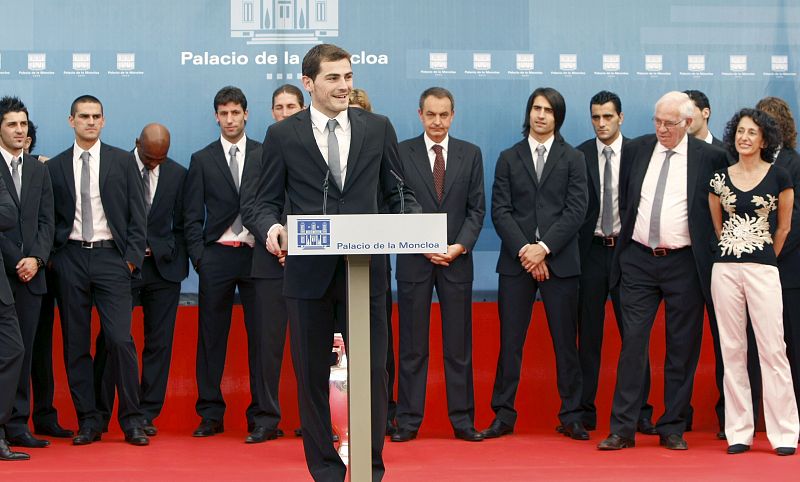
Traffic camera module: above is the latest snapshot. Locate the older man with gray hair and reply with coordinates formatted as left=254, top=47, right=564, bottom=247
left=598, top=91, right=729, bottom=451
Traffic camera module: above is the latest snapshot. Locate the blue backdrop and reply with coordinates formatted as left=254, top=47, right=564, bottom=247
left=2, top=0, right=798, bottom=297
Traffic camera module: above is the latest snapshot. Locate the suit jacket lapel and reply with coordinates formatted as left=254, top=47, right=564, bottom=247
left=149, top=160, right=169, bottom=213
left=442, top=138, right=466, bottom=203
left=343, top=108, right=366, bottom=193
left=539, top=140, right=562, bottom=186
left=687, top=138, right=701, bottom=216
left=20, top=153, right=35, bottom=207
left=408, top=136, right=437, bottom=202
left=294, top=111, right=331, bottom=187
left=99, top=143, right=112, bottom=192
left=211, top=140, right=238, bottom=194
left=630, top=138, right=658, bottom=215
left=0, top=160, right=19, bottom=207
left=62, top=152, right=76, bottom=203
left=516, top=141, right=538, bottom=186
left=586, top=145, right=601, bottom=204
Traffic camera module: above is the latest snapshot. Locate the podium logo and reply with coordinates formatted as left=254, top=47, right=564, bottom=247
left=772, top=55, right=788, bottom=72
left=687, top=55, right=705, bottom=72
left=28, top=53, right=46, bottom=71
left=645, top=55, right=662, bottom=72
left=297, top=219, right=331, bottom=250
left=230, top=0, right=339, bottom=45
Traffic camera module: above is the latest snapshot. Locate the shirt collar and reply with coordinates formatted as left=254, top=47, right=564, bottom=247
left=703, top=131, right=714, bottom=144
left=528, top=134, right=554, bottom=154
left=309, top=104, right=350, bottom=133
left=658, top=133, right=689, bottom=157
left=596, top=135, right=623, bottom=158
left=134, top=148, right=159, bottom=177
left=424, top=133, right=449, bottom=154
left=73, top=140, right=101, bottom=162
left=0, top=145, right=23, bottom=168
left=220, top=134, right=248, bottom=160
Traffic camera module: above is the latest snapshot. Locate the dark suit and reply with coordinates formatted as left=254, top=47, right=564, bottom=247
left=95, top=156, right=189, bottom=425
left=490, top=136, right=588, bottom=428
left=776, top=147, right=800, bottom=407
left=0, top=153, right=54, bottom=438
left=47, top=142, right=146, bottom=432
left=394, top=135, right=485, bottom=433
left=247, top=107, right=419, bottom=482
left=608, top=134, right=728, bottom=439
left=184, top=137, right=287, bottom=431
left=0, top=177, right=24, bottom=435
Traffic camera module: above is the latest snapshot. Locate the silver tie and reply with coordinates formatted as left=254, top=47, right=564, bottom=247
left=10, top=157, right=21, bottom=199
left=228, top=145, right=243, bottom=235
left=80, top=151, right=93, bottom=241
left=327, top=119, right=343, bottom=190
left=601, top=146, right=614, bottom=236
left=535, top=144, right=546, bottom=181
left=648, top=149, right=676, bottom=249
left=141, top=166, right=152, bottom=214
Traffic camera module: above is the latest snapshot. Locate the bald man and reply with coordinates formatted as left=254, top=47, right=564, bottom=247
left=95, top=124, right=189, bottom=435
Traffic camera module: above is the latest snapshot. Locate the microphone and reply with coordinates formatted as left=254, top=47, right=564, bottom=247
left=389, top=169, right=405, bottom=214
left=322, top=171, right=330, bottom=215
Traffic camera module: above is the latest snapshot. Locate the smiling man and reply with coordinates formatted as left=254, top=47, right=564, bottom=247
left=242, top=43, right=419, bottom=481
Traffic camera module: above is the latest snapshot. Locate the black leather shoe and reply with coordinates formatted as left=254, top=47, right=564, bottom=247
left=390, top=428, right=418, bottom=442
left=142, top=420, right=158, bottom=437
left=245, top=426, right=280, bottom=444
left=597, top=433, right=635, bottom=450
left=660, top=433, right=688, bottom=450
left=454, top=427, right=484, bottom=442
left=192, top=419, right=224, bottom=437
left=386, top=423, right=397, bottom=436
left=717, top=431, right=727, bottom=440
left=480, top=419, right=514, bottom=439
left=776, top=447, right=796, bottom=456
left=34, top=422, right=73, bottom=438
left=637, top=418, right=658, bottom=435
left=562, top=421, right=590, bottom=440
left=0, top=439, right=29, bottom=461
left=7, top=432, right=49, bottom=448
left=124, top=428, right=149, bottom=446
left=727, top=443, right=750, bottom=454
left=72, top=427, right=101, bottom=446
left=294, top=428, right=303, bottom=437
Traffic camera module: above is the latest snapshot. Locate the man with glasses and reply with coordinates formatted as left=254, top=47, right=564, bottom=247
left=597, top=92, right=728, bottom=451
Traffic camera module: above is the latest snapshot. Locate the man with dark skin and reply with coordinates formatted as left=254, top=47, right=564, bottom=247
left=95, top=123, right=188, bottom=436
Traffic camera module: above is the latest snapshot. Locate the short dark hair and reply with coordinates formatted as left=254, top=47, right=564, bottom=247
left=70, top=94, right=103, bottom=116
left=723, top=108, right=782, bottom=162
left=272, top=84, right=304, bottom=108
left=419, top=87, right=455, bottom=111
left=756, top=96, right=797, bottom=150
left=213, top=86, right=247, bottom=112
left=0, top=96, right=29, bottom=124
left=27, top=120, right=38, bottom=152
left=522, top=87, right=566, bottom=138
left=302, top=44, right=351, bottom=80
left=589, top=90, right=622, bottom=115
left=684, top=89, right=710, bottom=119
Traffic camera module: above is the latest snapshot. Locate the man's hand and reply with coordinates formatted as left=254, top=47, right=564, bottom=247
left=266, top=225, right=287, bottom=256
left=531, top=262, right=550, bottom=282
left=127, top=261, right=135, bottom=273
left=16, top=257, right=39, bottom=283
left=428, top=244, right=465, bottom=267
left=519, top=243, right=546, bottom=272
left=277, top=253, right=286, bottom=267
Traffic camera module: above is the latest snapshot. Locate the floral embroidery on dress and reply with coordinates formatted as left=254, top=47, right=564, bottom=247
left=752, top=194, right=778, bottom=218
left=710, top=172, right=736, bottom=214
left=719, top=212, right=773, bottom=258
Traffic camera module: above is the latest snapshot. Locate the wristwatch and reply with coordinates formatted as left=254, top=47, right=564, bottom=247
left=34, top=257, right=45, bottom=269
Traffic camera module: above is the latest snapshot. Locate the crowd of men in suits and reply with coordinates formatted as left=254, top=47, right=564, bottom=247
left=1, top=43, right=799, bottom=480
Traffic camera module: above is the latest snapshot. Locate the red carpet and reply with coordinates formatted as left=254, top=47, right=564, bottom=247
left=5, top=301, right=792, bottom=479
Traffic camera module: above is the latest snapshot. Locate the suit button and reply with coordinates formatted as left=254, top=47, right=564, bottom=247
left=16, top=242, right=22, bottom=247
left=340, top=199, right=345, bottom=204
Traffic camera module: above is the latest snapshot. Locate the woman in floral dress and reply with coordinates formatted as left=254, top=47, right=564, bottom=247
left=709, top=108, right=799, bottom=456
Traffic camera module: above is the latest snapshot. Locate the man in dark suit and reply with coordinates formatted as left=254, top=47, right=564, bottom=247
left=391, top=87, right=485, bottom=443
left=185, top=86, right=287, bottom=444
left=94, top=123, right=188, bottom=436
left=482, top=87, right=589, bottom=441
left=757, top=96, right=800, bottom=422
left=598, top=91, right=729, bottom=451
left=575, top=91, right=655, bottom=435
left=0, top=97, right=54, bottom=450
left=245, top=44, right=419, bottom=481
left=47, top=95, right=148, bottom=446
left=685, top=89, right=758, bottom=438
left=0, top=106, right=29, bottom=461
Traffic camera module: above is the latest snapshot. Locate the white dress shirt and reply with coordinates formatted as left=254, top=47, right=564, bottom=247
left=594, top=135, right=623, bottom=236
left=69, top=141, right=113, bottom=242
left=632, top=134, right=691, bottom=248
left=309, top=105, right=351, bottom=186
left=703, top=131, right=714, bottom=144
left=424, top=133, right=449, bottom=171
left=134, top=148, right=159, bottom=207
left=217, top=135, right=255, bottom=247
left=0, top=145, right=24, bottom=181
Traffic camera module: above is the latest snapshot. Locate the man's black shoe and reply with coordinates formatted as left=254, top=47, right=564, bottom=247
left=454, top=427, right=484, bottom=442
left=7, top=432, right=49, bottom=448
left=727, top=443, right=750, bottom=454
left=72, top=427, right=101, bottom=445
left=562, top=421, right=590, bottom=440
left=636, top=418, right=658, bottom=435
left=142, top=420, right=158, bottom=437
left=0, top=439, right=29, bottom=461
left=245, top=426, right=280, bottom=444
left=192, top=419, right=224, bottom=437
left=390, top=428, right=417, bottom=442
left=597, top=433, right=635, bottom=450
left=480, top=419, right=513, bottom=439
left=33, top=423, right=73, bottom=438
left=659, top=433, right=688, bottom=450
left=124, top=428, right=149, bottom=446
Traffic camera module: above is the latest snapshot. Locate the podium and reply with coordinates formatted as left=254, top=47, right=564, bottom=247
left=287, top=213, right=447, bottom=481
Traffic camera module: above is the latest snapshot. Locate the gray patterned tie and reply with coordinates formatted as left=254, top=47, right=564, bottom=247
left=648, top=149, right=675, bottom=249
left=141, top=166, right=152, bottom=214
left=601, top=146, right=614, bottom=236
left=228, top=144, right=243, bottom=235
left=535, top=144, right=546, bottom=181
left=327, top=119, right=343, bottom=190
left=10, top=157, right=21, bottom=199
left=80, top=151, right=93, bottom=241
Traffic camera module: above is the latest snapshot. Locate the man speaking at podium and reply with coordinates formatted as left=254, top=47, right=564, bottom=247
left=241, top=44, right=419, bottom=481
